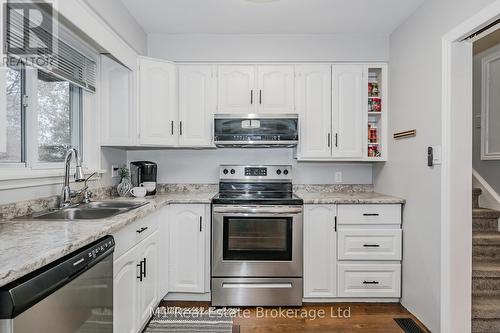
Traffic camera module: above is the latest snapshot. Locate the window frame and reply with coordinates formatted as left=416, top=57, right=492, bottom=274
left=2, top=67, right=84, bottom=170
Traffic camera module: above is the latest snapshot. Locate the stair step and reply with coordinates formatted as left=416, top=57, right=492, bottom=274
left=473, top=218, right=498, bottom=232
left=473, top=234, right=500, bottom=262
left=473, top=262, right=500, bottom=296
left=473, top=296, right=500, bottom=319
left=474, top=261, right=500, bottom=278
left=474, top=233, right=500, bottom=245
left=473, top=208, right=500, bottom=219
left=472, top=318, right=500, bottom=333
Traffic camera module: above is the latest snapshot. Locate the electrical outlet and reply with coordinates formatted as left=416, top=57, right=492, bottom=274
left=334, top=171, right=343, bottom=183
left=111, top=165, right=120, bottom=178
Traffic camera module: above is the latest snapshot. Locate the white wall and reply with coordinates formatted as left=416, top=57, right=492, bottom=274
left=83, top=0, right=147, bottom=55
left=373, top=0, right=496, bottom=331
left=127, top=149, right=373, bottom=185
left=148, top=33, right=389, bottom=62
left=473, top=44, right=500, bottom=195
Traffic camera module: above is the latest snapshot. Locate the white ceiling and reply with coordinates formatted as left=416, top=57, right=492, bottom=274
left=121, top=0, right=424, bottom=35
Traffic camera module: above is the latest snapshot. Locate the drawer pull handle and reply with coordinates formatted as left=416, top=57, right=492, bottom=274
left=136, top=227, right=148, bottom=234
left=363, top=281, right=379, bottom=285
left=363, top=213, right=380, bottom=216
left=363, top=244, right=380, bottom=248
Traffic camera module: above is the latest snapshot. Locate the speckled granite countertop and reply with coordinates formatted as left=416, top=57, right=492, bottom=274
left=295, top=191, right=406, bottom=204
left=0, top=191, right=216, bottom=288
left=0, top=187, right=404, bottom=288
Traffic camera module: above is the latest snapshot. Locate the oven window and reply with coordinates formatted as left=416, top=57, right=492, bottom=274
left=223, top=217, right=293, bottom=261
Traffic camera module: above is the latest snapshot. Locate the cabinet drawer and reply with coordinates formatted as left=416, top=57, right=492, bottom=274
left=338, top=263, right=401, bottom=298
left=338, top=229, right=402, bottom=260
left=337, top=204, right=401, bottom=225
left=113, top=210, right=160, bottom=258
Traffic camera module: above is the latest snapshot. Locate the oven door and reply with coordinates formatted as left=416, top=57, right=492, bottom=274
left=212, top=205, right=303, bottom=277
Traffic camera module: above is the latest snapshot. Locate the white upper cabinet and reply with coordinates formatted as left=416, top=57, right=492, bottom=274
left=217, top=65, right=255, bottom=114
left=332, top=65, right=365, bottom=159
left=295, top=65, right=332, bottom=159
left=100, top=55, right=136, bottom=146
left=303, top=204, right=337, bottom=298
left=168, top=204, right=207, bottom=293
left=178, top=65, right=216, bottom=147
left=138, top=57, right=177, bottom=146
left=256, top=65, right=294, bottom=114
left=217, top=65, right=295, bottom=114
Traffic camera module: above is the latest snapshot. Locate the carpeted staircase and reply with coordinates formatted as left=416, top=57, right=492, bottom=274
left=472, top=188, right=500, bottom=332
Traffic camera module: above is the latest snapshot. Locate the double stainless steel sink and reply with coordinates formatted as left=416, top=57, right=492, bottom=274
left=27, top=201, right=149, bottom=220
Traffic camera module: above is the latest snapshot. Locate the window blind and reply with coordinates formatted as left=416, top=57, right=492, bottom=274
left=5, top=5, right=96, bottom=92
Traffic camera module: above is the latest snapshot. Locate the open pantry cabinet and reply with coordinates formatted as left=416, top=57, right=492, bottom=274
left=365, top=64, right=388, bottom=161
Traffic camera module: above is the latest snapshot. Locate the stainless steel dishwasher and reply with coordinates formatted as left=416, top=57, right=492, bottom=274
left=0, top=236, right=114, bottom=333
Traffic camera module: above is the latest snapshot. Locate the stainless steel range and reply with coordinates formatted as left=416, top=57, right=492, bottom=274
left=211, top=165, right=303, bottom=306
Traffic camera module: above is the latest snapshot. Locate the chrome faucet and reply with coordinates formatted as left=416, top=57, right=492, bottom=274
left=60, top=148, right=86, bottom=208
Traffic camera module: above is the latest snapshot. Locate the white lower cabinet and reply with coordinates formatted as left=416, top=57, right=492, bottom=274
left=113, top=231, right=159, bottom=333
left=113, top=243, right=140, bottom=333
left=303, top=203, right=403, bottom=301
left=168, top=204, right=210, bottom=293
left=303, top=204, right=337, bottom=298
left=137, top=233, right=159, bottom=326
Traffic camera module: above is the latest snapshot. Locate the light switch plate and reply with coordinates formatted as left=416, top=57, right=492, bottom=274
left=431, top=145, right=442, bottom=166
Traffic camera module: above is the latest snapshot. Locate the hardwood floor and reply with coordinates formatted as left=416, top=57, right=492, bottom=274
left=160, top=301, right=430, bottom=333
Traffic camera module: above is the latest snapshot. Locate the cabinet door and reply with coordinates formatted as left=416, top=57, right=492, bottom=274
left=217, top=65, right=256, bottom=114
left=332, top=65, right=364, bottom=159
left=113, top=246, right=140, bottom=333
left=138, top=57, right=177, bottom=146
left=178, top=65, right=216, bottom=146
left=303, top=204, right=337, bottom=298
left=138, top=232, right=159, bottom=328
left=256, top=65, right=294, bottom=113
left=295, top=65, right=332, bottom=159
left=169, top=204, right=206, bottom=293
left=100, top=56, right=135, bottom=146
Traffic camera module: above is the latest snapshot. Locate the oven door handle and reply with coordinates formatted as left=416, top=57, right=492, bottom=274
left=213, top=206, right=303, bottom=214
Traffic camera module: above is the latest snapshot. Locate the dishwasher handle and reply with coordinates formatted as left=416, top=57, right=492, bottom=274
left=0, top=236, right=114, bottom=319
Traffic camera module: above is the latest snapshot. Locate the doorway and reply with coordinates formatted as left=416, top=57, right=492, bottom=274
left=441, top=4, right=500, bottom=332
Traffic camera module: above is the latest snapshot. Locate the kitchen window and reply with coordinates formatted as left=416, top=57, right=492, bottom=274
left=0, top=65, right=83, bottom=168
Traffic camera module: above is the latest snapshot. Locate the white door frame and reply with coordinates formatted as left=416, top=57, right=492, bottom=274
left=441, top=2, right=500, bottom=332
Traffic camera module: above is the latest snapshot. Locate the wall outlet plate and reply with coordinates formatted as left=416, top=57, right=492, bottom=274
left=334, top=171, right=343, bottom=183
left=111, top=165, right=120, bottom=178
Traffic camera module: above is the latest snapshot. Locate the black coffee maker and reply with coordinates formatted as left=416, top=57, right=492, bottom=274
left=130, top=161, right=157, bottom=195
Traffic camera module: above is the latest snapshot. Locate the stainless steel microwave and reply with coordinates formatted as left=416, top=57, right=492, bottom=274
left=213, top=114, right=298, bottom=148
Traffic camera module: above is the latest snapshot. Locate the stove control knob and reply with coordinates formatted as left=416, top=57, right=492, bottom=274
left=276, top=169, right=282, bottom=175
left=283, top=169, right=289, bottom=175
left=223, top=169, right=229, bottom=175
left=230, top=169, right=236, bottom=175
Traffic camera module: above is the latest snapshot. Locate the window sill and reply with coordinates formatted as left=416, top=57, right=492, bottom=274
left=0, top=168, right=106, bottom=190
